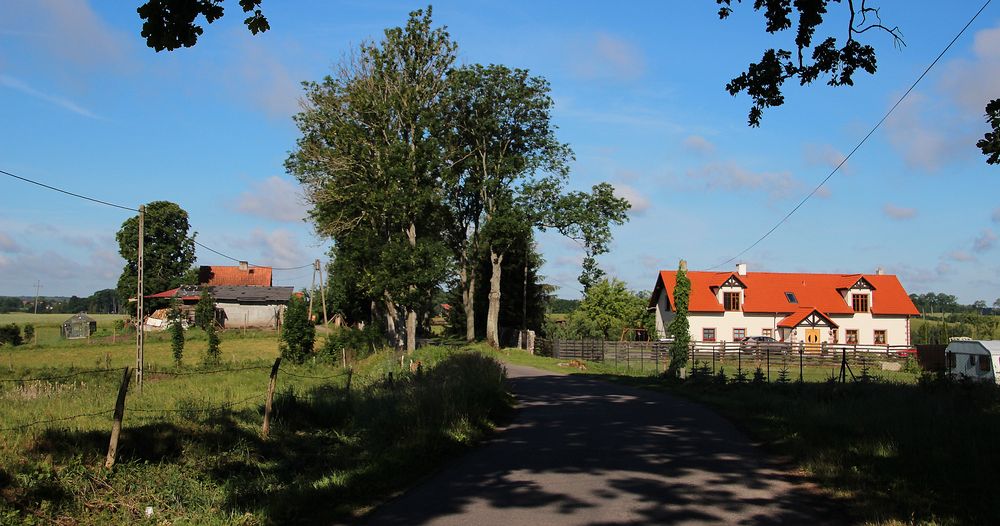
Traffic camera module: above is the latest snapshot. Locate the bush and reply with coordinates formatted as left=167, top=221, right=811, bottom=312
left=319, top=326, right=379, bottom=364
left=22, top=323, right=34, bottom=343
left=204, top=322, right=221, bottom=366
left=0, top=324, right=22, bottom=346
left=280, top=294, right=315, bottom=364
left=169, top=305, right=185, bottom=366
left=194, top=289, right=215, bottom=330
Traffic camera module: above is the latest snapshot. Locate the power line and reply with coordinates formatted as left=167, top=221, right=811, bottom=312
left=707, top=0, right=993, bottom=271
left=191, top=238, right=314, bottom=271
left=1, top=168, right=138, bottom=212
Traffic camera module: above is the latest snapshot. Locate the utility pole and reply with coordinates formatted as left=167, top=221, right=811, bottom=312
left=136, top=205, right=145, bottom=392
left=308, top=260, right=317, bottom=323
left=33, top=280, right=42, bottom=314
left=317, top=259, right=329, bottom=325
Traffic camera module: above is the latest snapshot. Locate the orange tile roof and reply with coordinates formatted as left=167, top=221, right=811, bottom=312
left=198, top=265, right=272, bottom=287
left=777, top=307, right=839, bottom=328
left=651, top=270, right=919, bottom=316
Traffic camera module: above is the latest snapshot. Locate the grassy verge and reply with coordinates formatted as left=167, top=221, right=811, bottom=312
left=0, top=344, right=510, bottom=525
left=497, top=349, right=999, bottom=525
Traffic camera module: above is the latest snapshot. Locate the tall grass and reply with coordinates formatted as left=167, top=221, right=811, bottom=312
left=0, top=345, right=509, bottom=525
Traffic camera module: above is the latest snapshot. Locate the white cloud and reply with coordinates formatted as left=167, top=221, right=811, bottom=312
left=686, top=161, right=800, bottom=200
left=570, top=32, right=645, bottom=82
left=973, top=228, right=997, bottom=253
left=0, top=232, right=20, bottom=253
left=0, top=75, right=101, bottom=119
left=229, top=229, right=307, bottom=269
left=882, top=203, right=917, bottom=220
left=224, top=36, right=303, bottom=118
left=233, top=176, right=305, bottom=222
left=803, top=143, right=852, bottom=174
left=948, top=250, right=975, bottom=262
left=3, top=0, right=131, bottom=71
left=884, top=92, right=966, bottom=171
left=939, top=23, right=1000, bottom=114
left=682, top=135, right=715, bottom=155
left=613, top=183, right=650, bottom=215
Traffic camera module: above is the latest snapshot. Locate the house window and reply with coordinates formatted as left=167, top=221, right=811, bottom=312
left=831, top=329, right=839, bottom=344
left=979, top=355, right=991, bottom=372
left=762, top=328, right=773, bottom=338
left=784, top=292, right=798, bottom=303
left=846, top=329, right=859, bottom=344
left=703, top=328, right=716, bottom=342
left=874, top=330, right=887, bottom=345
left=733, top=328, right=746, bottom=340
left=724, top=292, right=741, bottom=311
left=852, top=293, right=870, bottom=313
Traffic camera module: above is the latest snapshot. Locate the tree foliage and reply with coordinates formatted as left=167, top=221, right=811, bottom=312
left=204, top=321, right=221, bottom=365
left=194, top=288, right=216, bottom=330
left=169, top=303, right=185, bottom=366
left=716, top=0, right=904, bottom=127
left=978, top=98, right=1000, bottom=165
left=0, top=324, right=22, bottom=346
left=116, top=201, right=197, bottom=306
left=667, top=262, right=691, bottom=374
left=137, top=0, right=268, bottom=52
left=280, top=293, right=315, bottom=364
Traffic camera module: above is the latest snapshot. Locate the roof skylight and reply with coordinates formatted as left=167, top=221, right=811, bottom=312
left=785, top=292, right=798, bottom=303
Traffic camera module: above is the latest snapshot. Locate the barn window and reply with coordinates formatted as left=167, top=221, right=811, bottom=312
left=979, top=355, right=991, bottom=372
left=873, top=330, right=887, bottom=345
left=724, top=292, right=741, bottom=311
left=852, top=293, right=870, bottom=313
left=703, top=328, right=716, bottom=342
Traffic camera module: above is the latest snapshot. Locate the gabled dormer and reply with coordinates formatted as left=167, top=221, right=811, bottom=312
left=841, top=276, right=876, bottom=313
left=717, top=273, right=746, bottom=312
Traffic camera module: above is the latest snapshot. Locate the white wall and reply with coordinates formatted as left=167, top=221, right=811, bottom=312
left=217, top=302, right=285, bottom=329
left=655, top=289, right=912, bottom=345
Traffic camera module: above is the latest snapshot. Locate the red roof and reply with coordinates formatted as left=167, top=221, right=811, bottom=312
left=198, top=265, right=272, bottom=287
left=144, top=288, right=200, bottom=301
left=652, top=270, right=919, bottom=316
left=777, top=307, right=839, bottom=328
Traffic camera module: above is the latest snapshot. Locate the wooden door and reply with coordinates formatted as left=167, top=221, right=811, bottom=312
left=805, top=328, right=821, bottom=353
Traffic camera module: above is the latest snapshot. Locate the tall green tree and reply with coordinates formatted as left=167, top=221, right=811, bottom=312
left=169, top=303, right=185, bottom=366
left=280, top=293, right=315, bottom=364
left=287, top=7, right=454, bottom=353
left=194, top=288, right=215, bottom=330
left=137, top=0, right=268, bottom=51
left=115, top=201, right=197, bottom=307
left=574, top=278, right=652, bottom=341
left=667, top=260, right=691, bottom=375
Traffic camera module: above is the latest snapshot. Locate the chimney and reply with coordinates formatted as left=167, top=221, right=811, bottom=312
left=679, top=259, right=687, bottom=271
left=875, top=266, right=885, bottom=275
left=736, top=262, right=747, bottom=276
left=239, top=261, right=249, bottom=272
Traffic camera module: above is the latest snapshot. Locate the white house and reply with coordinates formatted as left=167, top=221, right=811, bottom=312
left=649, top=263, right=920, bottom=350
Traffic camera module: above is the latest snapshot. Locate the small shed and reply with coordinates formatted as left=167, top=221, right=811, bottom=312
left=944, top=340, right=1000, bottom=384
left=62, top=312, right=97, bottom=339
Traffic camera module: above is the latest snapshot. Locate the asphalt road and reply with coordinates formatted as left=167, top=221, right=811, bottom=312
left=366, top=363, right=839, bottom=525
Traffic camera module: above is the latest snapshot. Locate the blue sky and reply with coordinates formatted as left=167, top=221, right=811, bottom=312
left=1, top=1, right=998, bottom=303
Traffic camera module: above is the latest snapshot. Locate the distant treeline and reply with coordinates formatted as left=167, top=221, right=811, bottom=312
left=0, top=289, right=120, bottom=314
left=547, top=298, right=581, bottom=314
left=909, top=292, right=1000, bottom=314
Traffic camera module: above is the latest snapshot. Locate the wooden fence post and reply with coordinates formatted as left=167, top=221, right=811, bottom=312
left=262, top=357, right=281, bottom=439
left=345, top=368, right=353, bottom=406
left=105, top=366, right=131, bottom=469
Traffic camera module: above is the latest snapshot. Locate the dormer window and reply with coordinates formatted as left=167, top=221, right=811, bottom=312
left=784, top=292, right=798, bottom=304
left=724, top=291, right=741, bottom=311
left=853, top=293, right=870, bottom=313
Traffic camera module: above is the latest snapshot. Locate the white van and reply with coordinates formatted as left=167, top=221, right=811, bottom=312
left=944, top=340, right=1000, bottom=384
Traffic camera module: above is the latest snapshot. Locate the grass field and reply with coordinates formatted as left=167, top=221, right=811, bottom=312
left=497, top=348, right=1000, bottom=525
left=0, top=313, right=127, bottom=347
left=0, top=338, right=509, bottom=525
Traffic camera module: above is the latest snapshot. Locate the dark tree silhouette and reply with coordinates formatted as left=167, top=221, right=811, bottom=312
left=137, top=0, right=268, bottom=51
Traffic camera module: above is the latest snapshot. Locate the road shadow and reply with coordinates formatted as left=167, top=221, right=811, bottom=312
left=367, top=367, right=845, bottom=525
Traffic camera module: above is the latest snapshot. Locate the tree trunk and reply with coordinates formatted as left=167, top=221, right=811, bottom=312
left=406, top=222, right=417, bottom=354
left=459, top=255, right=476, bottom=342
left=384, top=295, right=399, bottom=348
left=486, top=248, right=503, bottom=348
